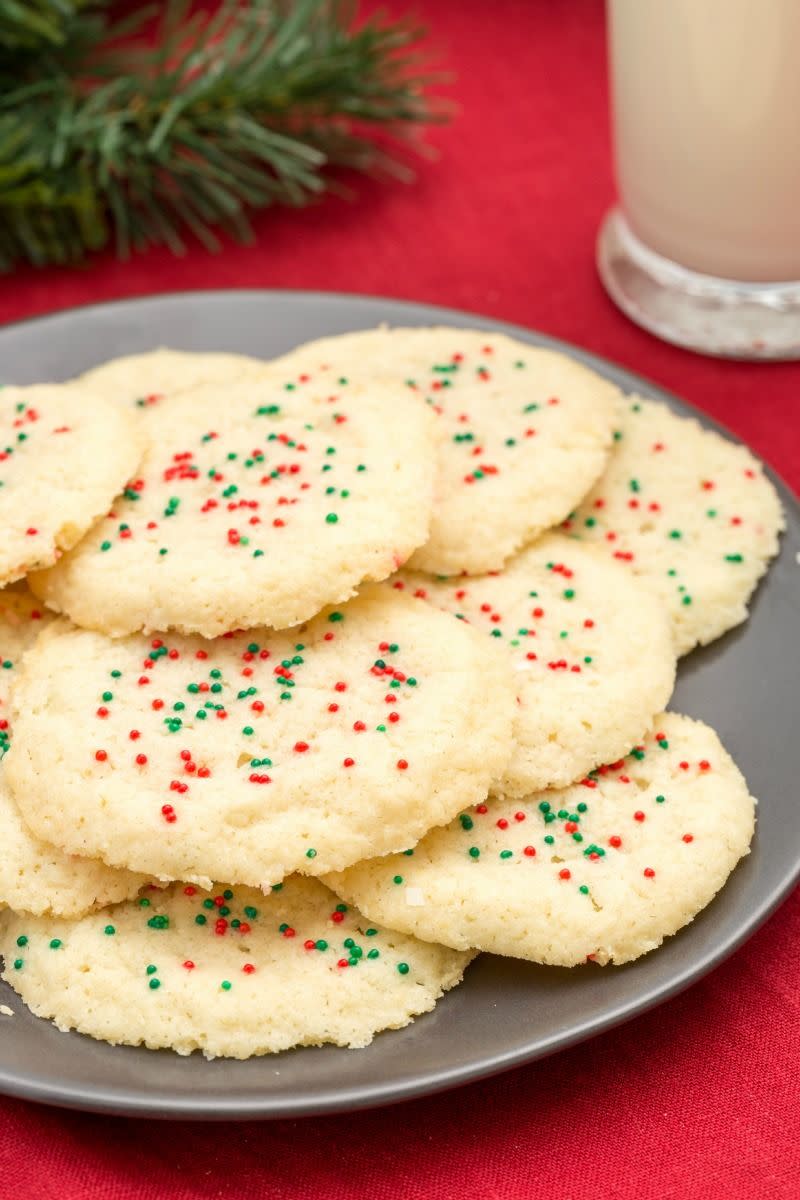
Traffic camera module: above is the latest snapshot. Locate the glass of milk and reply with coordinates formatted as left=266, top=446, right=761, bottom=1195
left=597, top=0, right=800, bottom=359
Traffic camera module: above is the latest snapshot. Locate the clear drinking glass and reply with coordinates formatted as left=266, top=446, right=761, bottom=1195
left=597, top=0, right=800, bottom=360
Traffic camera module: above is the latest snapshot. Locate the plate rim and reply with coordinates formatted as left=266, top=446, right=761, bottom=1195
left=0, top=287, right=798, bottom=1120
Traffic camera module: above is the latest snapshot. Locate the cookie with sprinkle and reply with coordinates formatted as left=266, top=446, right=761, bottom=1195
left=0, top=769, right=147, bottom=916
left=0, top=876, right=472, bottom=1057
left=0, top=587, right=146, bottom=916
left=394, top=532, right=676, bottom=795
left=269, top=326, right=622, bottom=575
left=30, top=375, right=438, bottom=636
left=0, top=584, right=54, bottom=761
left=75, top=348, right=268, bottom=411
left=565, top=395, right=784, bottom=654
left=327, top=713, right=755, bottom=967
left=0, top=385, right=144, bottom=586
left=6, top=586, right=515, bottom=887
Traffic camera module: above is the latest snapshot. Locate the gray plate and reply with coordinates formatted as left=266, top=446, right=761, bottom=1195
left=0, top=290, right=798, bottom=1120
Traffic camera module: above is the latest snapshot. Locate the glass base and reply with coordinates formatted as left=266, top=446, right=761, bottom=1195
left=597, top=208, right=800, bottom=360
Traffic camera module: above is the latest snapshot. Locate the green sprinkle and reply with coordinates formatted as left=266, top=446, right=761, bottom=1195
left=579, top=885, right=589, bottom=895
left=13, top=959, right=23, bottom=970
left=146, top=964, right=157, bottom=975
left=397, top=962, right=410, bottom=975
left=149, top=978, right=161, bottom=990
left=195, top=914, right=206, bottom=925
left=15, top=936, right=27, bottom=948
left=244, top=906, right=258, bottom=919
left=459, top=813, right=474, bottom=831
left=499, top=849, right=513, bottom=859
left=393, top=875, right=403, bottom=884
left=656, top=794, right=666, bottom=803
left=306, top=848, right=317, bottom=859
left=468, top=847, right=480, bottom=859
left=147, top=915, right=169, bottom=930
left=367, top=949, right=380, bottom=959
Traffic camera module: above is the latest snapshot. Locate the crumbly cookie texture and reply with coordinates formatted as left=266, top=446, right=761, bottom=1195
left=30, top=375, right=438, bottom=637
left=565, top=395, right=784, bottom=654
left=75, top=348, right=268, bottom=410
left=0, top=385, right=144, bottom=586
left=327, top=713, right=755, bottom=967
left=270, top=326, right=622, bottom=575
left=0, top=584, right=54, bottom=756
left=0, top=587, right=146, bottom=915
left=0, top=876, right=472, bottom=1058
left=0, top=770, right=146, bottom=916
left=394, top=532, right=676, bottom=794
left=6, top=587, right=515, bottom=887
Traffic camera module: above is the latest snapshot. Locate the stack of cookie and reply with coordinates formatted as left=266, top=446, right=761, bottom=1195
left=0, top=329, right=783, bottom=1058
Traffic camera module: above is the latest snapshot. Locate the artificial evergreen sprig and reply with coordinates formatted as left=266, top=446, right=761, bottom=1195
left=0, top=1, right=446, bottom=271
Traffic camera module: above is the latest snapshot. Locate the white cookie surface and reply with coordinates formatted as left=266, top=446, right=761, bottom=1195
left=76, top=348, right=268, bottom=410
left=328, top=713, right=755, bottom=966
left=0, top=385, right=143, bottom=585
left=0, top=876, right=472, bottom=1057
left=6, top=588, right=515, bottom=886
left=566, top=396, right=784, bottom=654
left=0, top=588, right=144, bottom=915
left=30, top=375, right=438, bottom=636
left=271, top=327, right=621, bottom=575
left=0, top=584, right=54, bottom=756
left=394, top=532, right=676, bottom=794
left=0, top=770, right=146, bottom=916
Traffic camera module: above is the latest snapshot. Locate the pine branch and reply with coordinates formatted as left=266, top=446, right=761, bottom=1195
left=0, top=0, right=106, bottom=51
left=0, top=0, right=447, bottom=271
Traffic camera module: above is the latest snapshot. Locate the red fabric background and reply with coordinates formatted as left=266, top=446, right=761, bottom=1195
left=1, top=2, right=798, bottom=1196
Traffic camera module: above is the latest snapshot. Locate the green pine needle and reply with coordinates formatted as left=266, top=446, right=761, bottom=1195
left=0, top=0, right=104, bottom=51
left=0, top=0, right=447, bottom=270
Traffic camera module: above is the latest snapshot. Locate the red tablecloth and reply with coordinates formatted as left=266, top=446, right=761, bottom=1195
left=1, top=2, right=798, bottom=1196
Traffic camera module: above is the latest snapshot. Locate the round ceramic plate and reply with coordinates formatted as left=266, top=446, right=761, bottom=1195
left=1, top=291, right=798, bottom=1119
